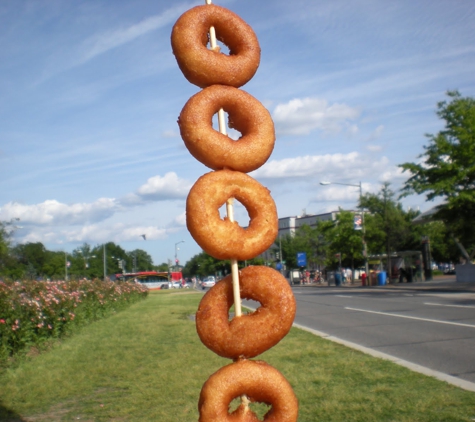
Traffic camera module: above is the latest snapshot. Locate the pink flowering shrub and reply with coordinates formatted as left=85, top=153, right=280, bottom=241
left=0, top=279, right=148, bottom=363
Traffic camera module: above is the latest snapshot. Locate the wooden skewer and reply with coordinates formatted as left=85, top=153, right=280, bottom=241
left=204, top=1, right=249, bottom=411
left=205, top=0, right=242, bottom=318
left=225, top=199, right=242, bottom=317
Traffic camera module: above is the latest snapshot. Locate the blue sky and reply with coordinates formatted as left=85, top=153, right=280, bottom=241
left=1, top=0, right=474, bottom=266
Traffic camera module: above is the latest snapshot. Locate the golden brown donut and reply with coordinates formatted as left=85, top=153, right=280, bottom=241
left=196, top=266, right=296, bottom=359
left=171, top=4, right=260, bottom=88
left=186, top=170, right=278, bottom=261
left=198, top=359, right=298, bottom=422
left=178, top=85, right=275, bottom=173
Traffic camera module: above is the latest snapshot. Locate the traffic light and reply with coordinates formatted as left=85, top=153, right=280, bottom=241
left=275, top=251, right=280, bottom=260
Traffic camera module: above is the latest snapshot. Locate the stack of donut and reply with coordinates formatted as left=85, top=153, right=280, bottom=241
left=171, top=3, right=298, bottom=421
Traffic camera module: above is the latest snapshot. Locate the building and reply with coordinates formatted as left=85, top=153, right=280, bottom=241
left=260, top=211, right=344, bottom=264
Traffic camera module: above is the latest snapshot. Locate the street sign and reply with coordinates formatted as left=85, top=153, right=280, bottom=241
left=297, top=252, right=307, bottom=267
left=354, top=214, right=362, bottom=230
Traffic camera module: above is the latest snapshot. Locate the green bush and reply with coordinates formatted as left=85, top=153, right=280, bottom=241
left=0, top=278, right=148, bottom=364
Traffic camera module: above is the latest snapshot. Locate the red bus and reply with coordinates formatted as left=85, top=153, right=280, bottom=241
left=115, top=271, right=183, bottom=290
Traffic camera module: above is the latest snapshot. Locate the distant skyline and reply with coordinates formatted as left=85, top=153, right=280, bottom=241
left=1, top=0, right=474, bottom=265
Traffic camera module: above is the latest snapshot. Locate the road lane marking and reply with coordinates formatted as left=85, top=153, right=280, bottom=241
left=335, top=295, right=353, bottom=298
left=345, top=307, right=475, bottom=328
left=424, top=302, right=475, bottom=309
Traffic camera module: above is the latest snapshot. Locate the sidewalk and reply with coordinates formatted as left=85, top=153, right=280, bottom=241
left=297, top=275, right=475, bottom=293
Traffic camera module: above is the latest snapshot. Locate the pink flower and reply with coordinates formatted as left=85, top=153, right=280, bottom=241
left=0, top=319, right=5, bottom=324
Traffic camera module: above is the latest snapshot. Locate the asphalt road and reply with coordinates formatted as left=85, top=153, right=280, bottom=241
left=286, top=282, right=475, bottom=385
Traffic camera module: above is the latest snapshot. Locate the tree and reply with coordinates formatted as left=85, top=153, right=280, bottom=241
left=421, top=221, right=460, bottom=264
left=317, top=210, right=364, bottom=275
left=360, top=183, right=422, bottom=276
left=182, top=251, right=264, bottom=279
left=42, top=251, right=66, bottom=280
left=12, top=242, right=48, bottom=279
left=127, top=249, right=153, bottom=272
left=0, top=219, right=21, bottom=277
left=278, top=226, right=314, bottom=269
left=399, top=91, right=475, bottom=262
left=154, top=262, right=170, bottom=272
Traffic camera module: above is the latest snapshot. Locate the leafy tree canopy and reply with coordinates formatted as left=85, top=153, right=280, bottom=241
left=182, top=251, right=264, bottom=279
left=361, top=183, right=418, bottom=256
left=399, top=91, right=475, bottom=257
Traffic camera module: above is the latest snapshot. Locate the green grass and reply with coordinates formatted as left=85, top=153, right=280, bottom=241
left=1, top=290, right=474, bottom=421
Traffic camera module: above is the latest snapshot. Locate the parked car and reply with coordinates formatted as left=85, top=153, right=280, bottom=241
left=160, top=282, right=170, bottom=290
left=201, top=276, right=216, bottom=289
left=171, top=281, right=181, bottom=289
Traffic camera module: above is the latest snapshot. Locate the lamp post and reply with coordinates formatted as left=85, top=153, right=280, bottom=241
left=112, top=256, right=125, bottom=274
left=320, top=181, right=369, bottom=283
left=65, top=252, right=70, bottom=281
left=175, top=240, right=185, bottom=267
left=77, top=249, right=96, bottom=279
left=103, top=244, right=107, bottom=281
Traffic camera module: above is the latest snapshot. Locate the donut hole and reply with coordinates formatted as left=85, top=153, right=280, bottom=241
left=211, top=112, right=241, bottom=140
left=207, top=37, right=230, bottom=55
left=229, top=398, right=271, bottom=420
left=227, top=306, right=256, bottom=322
left=218, top=199, right=249, bottom=227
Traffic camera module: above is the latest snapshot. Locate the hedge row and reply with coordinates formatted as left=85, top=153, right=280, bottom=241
left=0, top=278, right=148, bottom=364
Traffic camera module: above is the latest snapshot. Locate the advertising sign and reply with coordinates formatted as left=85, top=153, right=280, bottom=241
left=354, top=214, right=362, bottom=230
left=297, top=252, right=307, bottom=267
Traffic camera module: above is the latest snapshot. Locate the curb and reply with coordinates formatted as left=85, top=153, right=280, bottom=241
left=293, top=323, right=475, bottom=393
left=244, top=302, right=475, bottom=392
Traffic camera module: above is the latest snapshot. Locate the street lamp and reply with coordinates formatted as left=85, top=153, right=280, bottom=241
left=320, top=181, right=369, bottom=282
left=65, top=252, right=70, bottom=281
left=103, top=244, right=107, bottom=281
left=175, top=240, right=185, bottom=266
left=77, top=250, right=96, bottom=271
left=112, top=256, right=125, bottom=274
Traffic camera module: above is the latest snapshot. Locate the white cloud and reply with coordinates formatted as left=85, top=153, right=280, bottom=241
left=252, top=152, right=406, bottom=194
left=137, top=172, right=191, bottom=200
left=272, top=97, right=360, bottom=136
left=367, top=144, right=383, bottom=152
left=121, top=172, right=192, bottom=205
left=18, top=222, right=173, bottom=246
left=0, top=198, right=119, bottom=226
left=173, top=211, right=187, bottom=227
left=253, top=152, right=363, bottom=178
left=380, top=166, right=406, bottom=182
left=0, top=172, right=191, bottom=230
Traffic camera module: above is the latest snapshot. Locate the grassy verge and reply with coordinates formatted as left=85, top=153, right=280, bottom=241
left=0, top=290, right=474, bottom=421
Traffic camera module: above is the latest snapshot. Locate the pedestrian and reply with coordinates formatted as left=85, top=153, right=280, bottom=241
left=399, top=267, right=406, bottom=283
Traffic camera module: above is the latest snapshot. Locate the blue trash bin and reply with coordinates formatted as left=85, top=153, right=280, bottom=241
left=335, top=272, right=342, bottom=286
left=377, top=271, right=387, bottom=286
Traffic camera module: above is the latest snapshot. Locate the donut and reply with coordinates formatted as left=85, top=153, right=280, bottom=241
left=196, top=266, right=295, bottom=359
left=198, top=359, right=298, bottom=422
left=186, top=170, right=278, bottom=261
left=171, top=4, right=260, bottom=88
left=178, top=85, right=275, bottom=173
